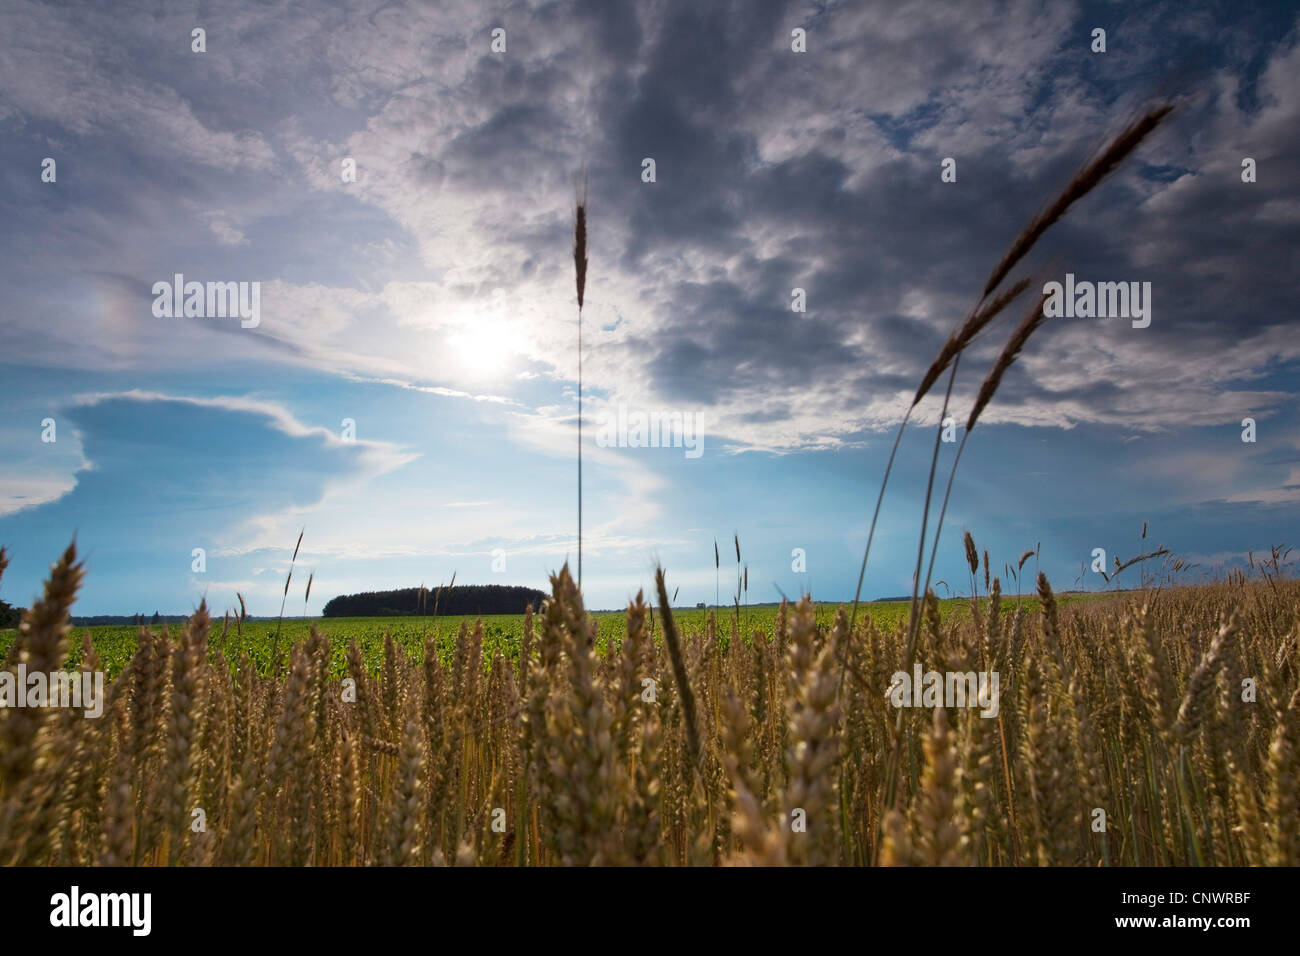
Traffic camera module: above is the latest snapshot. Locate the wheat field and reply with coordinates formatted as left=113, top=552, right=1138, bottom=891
left=0, top=542, right=1296, bottom=866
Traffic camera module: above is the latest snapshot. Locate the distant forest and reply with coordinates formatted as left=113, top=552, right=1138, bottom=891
left=72, top=613, right=190, bottom=626
left=322, top=584, right=547, bottom=618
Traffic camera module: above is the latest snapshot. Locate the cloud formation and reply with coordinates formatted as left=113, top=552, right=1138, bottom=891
left=1, top=0, right=1297, bottom=610
left=2, top=0, right=1296, bottom=451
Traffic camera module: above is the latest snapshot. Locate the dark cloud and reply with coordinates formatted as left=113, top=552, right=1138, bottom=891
left=1, top=0, right=1297, bottom=443
left=546, top=0, right=1300, bottom=438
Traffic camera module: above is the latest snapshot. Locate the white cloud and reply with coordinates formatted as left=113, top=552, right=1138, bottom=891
left=0, top=472, right=79, bottom=517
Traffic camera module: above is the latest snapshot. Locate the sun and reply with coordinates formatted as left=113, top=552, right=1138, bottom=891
left=447, top=317, right=510, bottom=377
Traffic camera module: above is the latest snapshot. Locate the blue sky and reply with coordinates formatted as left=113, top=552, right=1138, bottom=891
left=1, top=0, right=1297, bottom=615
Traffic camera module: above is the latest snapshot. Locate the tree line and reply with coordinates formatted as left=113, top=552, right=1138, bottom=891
left=321, top=584, right=547, bottom=618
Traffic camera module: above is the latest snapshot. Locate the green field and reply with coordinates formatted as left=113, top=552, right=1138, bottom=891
left=0, top=592, right=1100, bottom=680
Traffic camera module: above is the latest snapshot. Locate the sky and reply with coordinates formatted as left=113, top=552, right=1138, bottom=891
left=0, top=0, right=1297, bottom=616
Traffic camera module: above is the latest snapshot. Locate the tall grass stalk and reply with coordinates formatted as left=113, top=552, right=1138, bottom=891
left=574, top=180, right=588, bottom=588
left=880, top=102, right=1175, bottom=819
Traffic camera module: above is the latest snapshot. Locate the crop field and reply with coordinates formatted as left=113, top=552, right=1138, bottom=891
left=0, top=595, right=1073, bottom=680
left=0, top=542, right=1296, bottom=867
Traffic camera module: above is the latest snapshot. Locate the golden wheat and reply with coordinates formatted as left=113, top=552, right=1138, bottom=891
left=0, top=539, right=1294, bottom=866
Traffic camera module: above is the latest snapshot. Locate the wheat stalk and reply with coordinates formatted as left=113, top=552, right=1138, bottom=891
left=573, top=178, right=588, bottom=588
